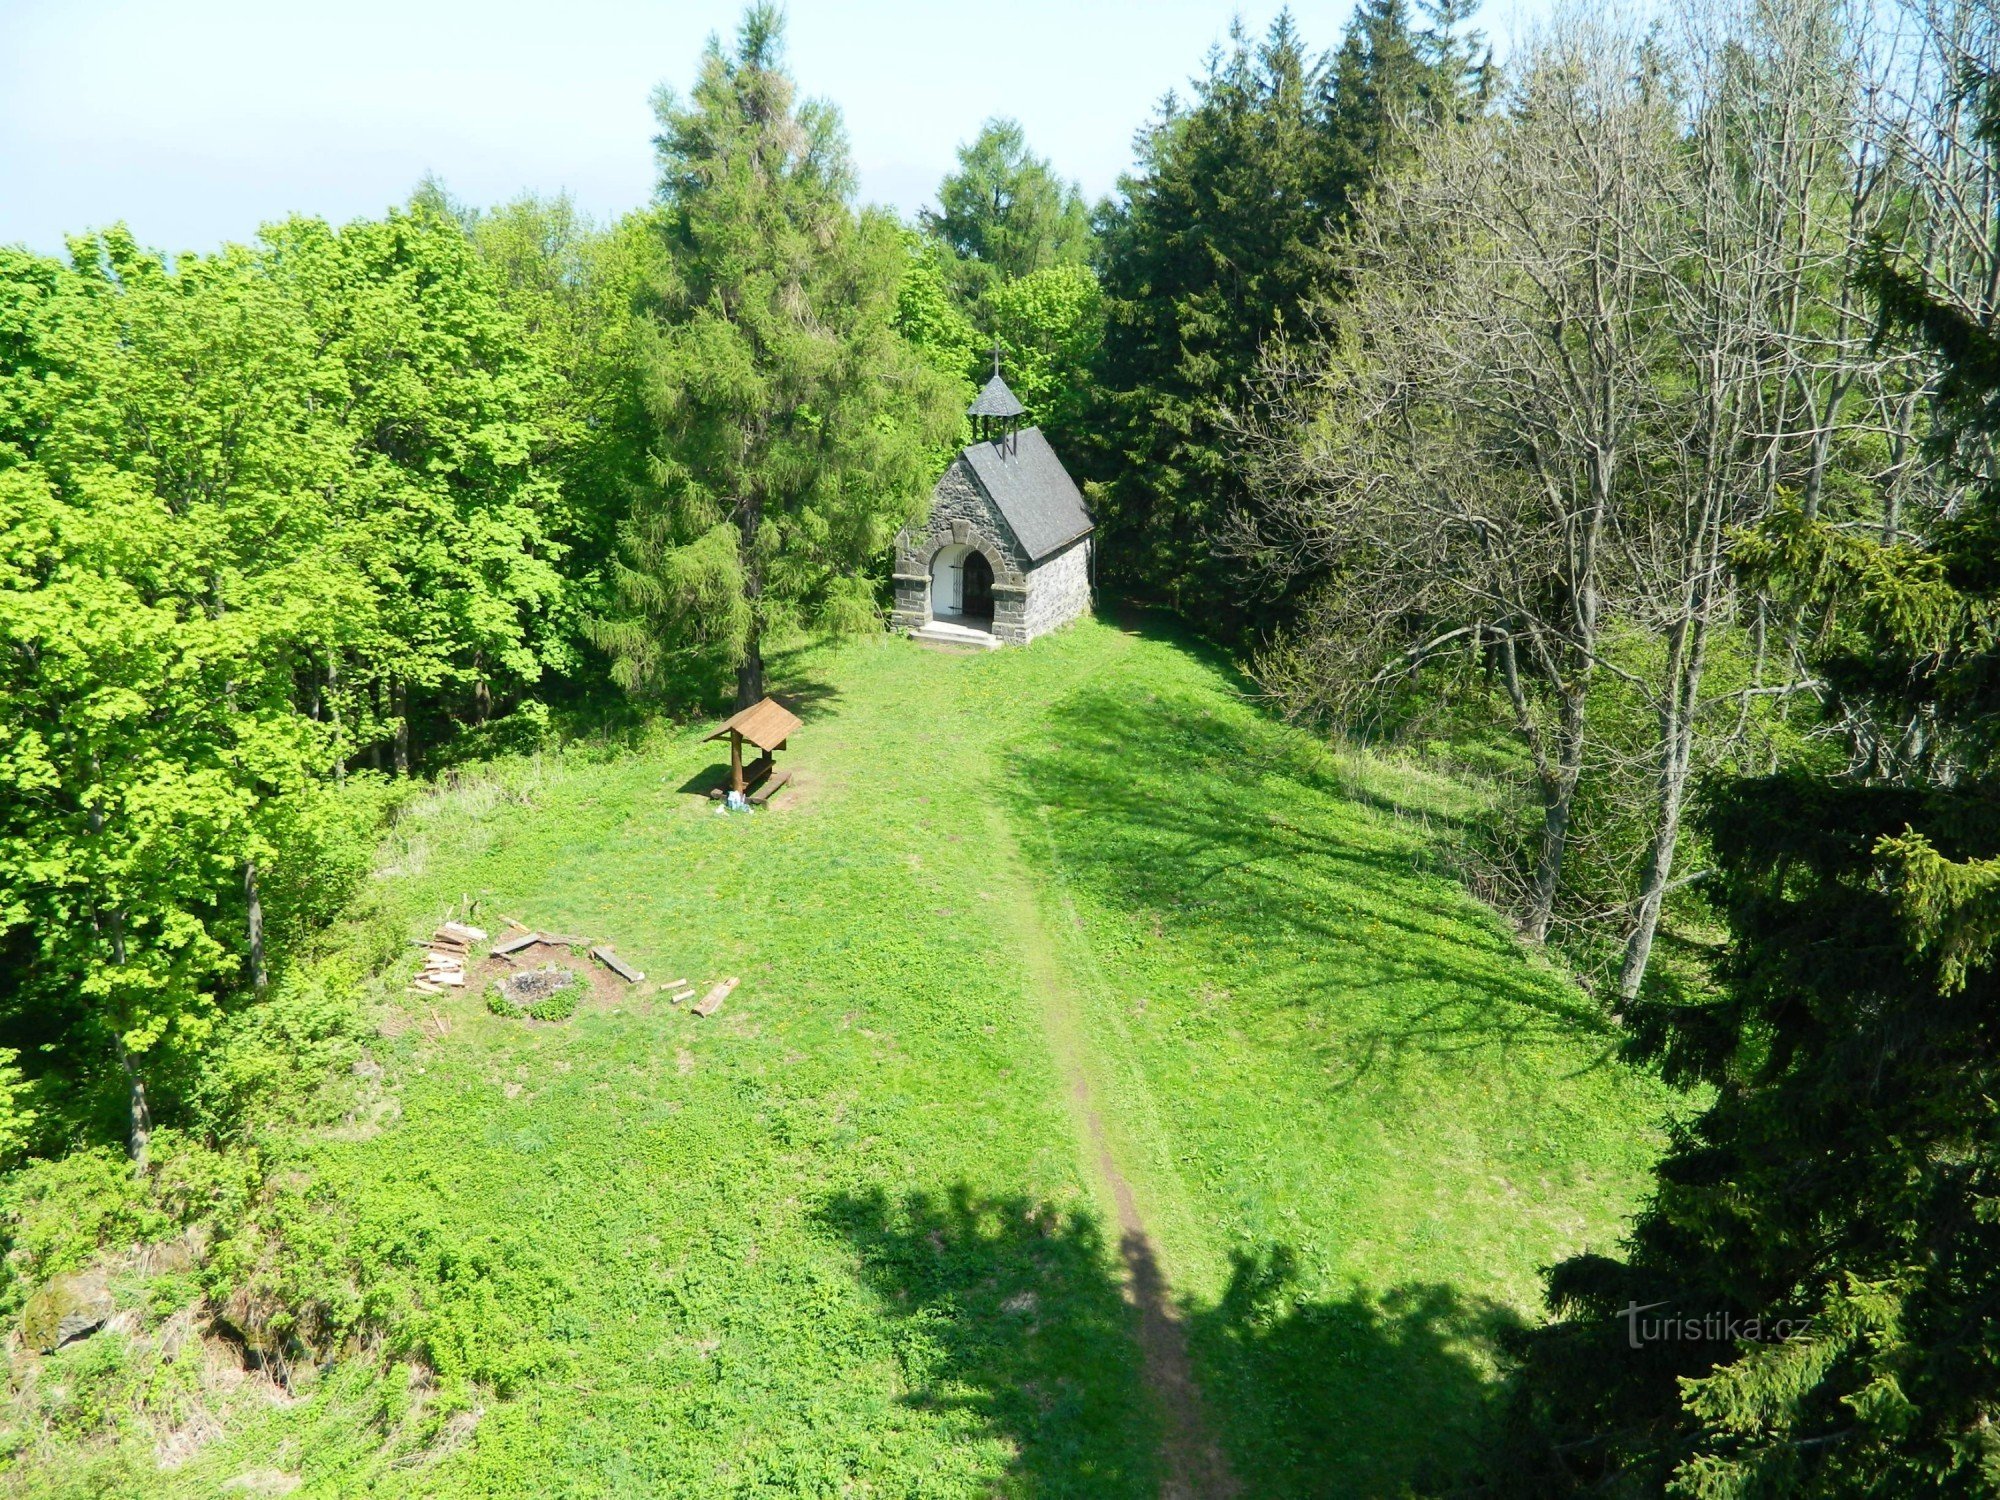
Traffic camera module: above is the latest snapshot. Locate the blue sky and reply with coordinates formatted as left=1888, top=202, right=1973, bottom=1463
left=1, top=0, right=1552, bottom=257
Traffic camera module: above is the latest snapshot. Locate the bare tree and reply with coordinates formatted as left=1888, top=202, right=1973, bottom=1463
left=1241, top=0, right=1928, bottom=997
left=1613, top=0, right=1899, bottom=1000
left=1240, top=14, right=1683, bottom=946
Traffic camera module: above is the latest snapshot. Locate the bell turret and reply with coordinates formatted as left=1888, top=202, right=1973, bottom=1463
left=967, top=345, right=1025, bottom=450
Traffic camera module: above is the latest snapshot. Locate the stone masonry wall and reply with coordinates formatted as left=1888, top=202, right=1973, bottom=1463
left=892, top=459, right=1029, bottom=639
left=1021, top=534, right=1092, bottom=641
left=891, top=457, right=1090, bottom=645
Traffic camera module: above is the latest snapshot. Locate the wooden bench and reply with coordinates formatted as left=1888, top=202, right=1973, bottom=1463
left=709, top=754, right=775, bottom=800
left=747, top=769, right=792, bottom=806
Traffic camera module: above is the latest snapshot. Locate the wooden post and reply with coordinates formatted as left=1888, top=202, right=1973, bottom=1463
left=730, top=731, right=744, bottom=794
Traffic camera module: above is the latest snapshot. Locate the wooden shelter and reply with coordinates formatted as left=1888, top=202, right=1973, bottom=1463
left=706, top=696, right=801, bottom=805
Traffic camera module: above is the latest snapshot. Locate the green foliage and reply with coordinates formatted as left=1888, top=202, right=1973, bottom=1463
left=1484, top=62, right=2000, bottom=1500
left=0, top=1148, right=163, bottom=1289
left=484, top=968, right=579, bottom=1022
left=594, top=5, right=957, bottom=707
left=983, top=261, right=1104, bottom=448
left=1085, top=4, right=1482, bottom=639
left=0, top=1047, right=37, bottom=1169
left=525, top=992, right=576, bottom=1023
left=923, top=117, right=1093, bottom=296
left=893, top=234, right=981, bottom=395
left=0, top=202, right=588, bottom=1158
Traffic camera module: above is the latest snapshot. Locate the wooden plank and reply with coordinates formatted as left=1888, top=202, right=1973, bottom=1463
left=490, top=930, right=544, bottom=957
left=537, top=932, right=587, bottom=948
left=747, top=769, right=792, bottom=807
left=590, top=945, right=644, bottom=983
left=437, top=922, right=488, bottom=943
left=692, top=977, right=738, bottom=1018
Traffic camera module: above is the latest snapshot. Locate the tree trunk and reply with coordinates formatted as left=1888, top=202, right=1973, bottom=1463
left=1525, top=788, right=1572, bottom=945
left=1619, top=619, right=1711, bottom=1003
left=86, top=757, right=148, bottom=1166
left=107, top=908, right=149, bottom=1169
left=1617, top=768, right=1689, bottom=1004
left=736, top=495, right=765, bottom=709
left=119, top=1038, right=152, bottom=1169
left=245, top=858, right=268, bottom=995
left=391, top=678, right=410, bottom=778
left=1523, top=684, right=1589, bottom=945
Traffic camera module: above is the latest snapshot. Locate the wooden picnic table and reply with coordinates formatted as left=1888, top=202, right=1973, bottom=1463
left=705, top=698, right=802, bottom=801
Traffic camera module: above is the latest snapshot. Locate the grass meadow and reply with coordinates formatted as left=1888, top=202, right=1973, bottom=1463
left=19, top=617, right=1669, bottom=1497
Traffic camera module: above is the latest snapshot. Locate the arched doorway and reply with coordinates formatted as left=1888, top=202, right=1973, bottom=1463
left=961, top=550, right=994, bottom=621
left=928, top=542, right=997, bottom=631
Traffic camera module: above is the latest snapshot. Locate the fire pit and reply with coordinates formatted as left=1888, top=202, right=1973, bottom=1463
left=488, top=964, right=580, bottom=1021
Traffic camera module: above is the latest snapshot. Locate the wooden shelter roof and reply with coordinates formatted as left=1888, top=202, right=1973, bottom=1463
left=706, top=697, right=802, bottom=754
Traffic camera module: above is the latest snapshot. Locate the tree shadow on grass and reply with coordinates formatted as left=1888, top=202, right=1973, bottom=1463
left=817, top=1186, right=1517, bottom=1498
left=1193, top=1245, right=1521, bottom=1497
left=1000, top=684, right=1615, bottom=1090
left=759, top=639, right=850, bottom=723
left=817, top=1185, right=1162, bottom=1498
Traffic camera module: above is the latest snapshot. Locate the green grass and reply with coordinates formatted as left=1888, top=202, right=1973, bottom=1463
left=22, top=617, right=1668, bottom=1497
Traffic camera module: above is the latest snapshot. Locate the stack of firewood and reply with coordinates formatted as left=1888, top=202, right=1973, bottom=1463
left=410, top=921, right=486, bottom=995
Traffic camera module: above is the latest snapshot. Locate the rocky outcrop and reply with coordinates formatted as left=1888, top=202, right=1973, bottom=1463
left=22, top=1269, right=113, bottom=1353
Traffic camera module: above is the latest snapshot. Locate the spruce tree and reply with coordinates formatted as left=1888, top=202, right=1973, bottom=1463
left=1085, top=4, right=1479, bottom=642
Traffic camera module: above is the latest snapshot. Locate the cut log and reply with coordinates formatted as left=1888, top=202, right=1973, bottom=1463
left=501, top=916, right=528, bottom=931
left=490, top=930, right=544, bottom=957
left=661, top=978, right=686, bottom=989
left=670, top=990, right=696, bottom=1005
left=590, top=946, right=644, bottom=983
left=693, top=977, right=738, bottom=1018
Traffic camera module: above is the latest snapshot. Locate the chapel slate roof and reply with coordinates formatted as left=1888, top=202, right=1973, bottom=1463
left=967, top=374, right=1027, bottom=418
left=961, top=427, right=1093, bottom=563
